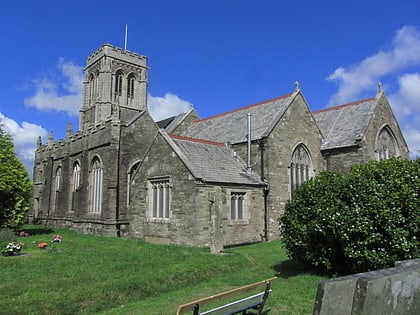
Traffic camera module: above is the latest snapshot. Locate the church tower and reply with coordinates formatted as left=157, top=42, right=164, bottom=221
left=79, top=44, right=148, bottom=130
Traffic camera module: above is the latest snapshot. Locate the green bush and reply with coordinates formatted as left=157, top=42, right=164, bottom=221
left=280, top=158, right=419, bottom=275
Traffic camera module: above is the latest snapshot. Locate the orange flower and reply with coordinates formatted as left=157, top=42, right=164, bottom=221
left=38, top=242, right=48, bottom=248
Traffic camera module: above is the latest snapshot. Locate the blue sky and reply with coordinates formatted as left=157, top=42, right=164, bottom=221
left=1, top=0, right=419, bottom=173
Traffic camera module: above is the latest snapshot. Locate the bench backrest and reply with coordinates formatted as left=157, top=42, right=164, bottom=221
left=199, top=289, right=272, bottom=315
left=176, top=277, right=277, bottom=315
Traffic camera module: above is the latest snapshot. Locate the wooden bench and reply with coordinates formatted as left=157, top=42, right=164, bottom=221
left=176, top=277, right=276, bottom=315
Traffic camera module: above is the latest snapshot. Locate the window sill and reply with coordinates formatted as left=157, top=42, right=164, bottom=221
left=147, top=218, right=171, bottom=224
left=227, top=219, right=249, bottom=226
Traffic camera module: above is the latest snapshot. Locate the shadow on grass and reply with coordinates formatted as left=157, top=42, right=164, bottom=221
left=272, top=259, right=332, bottom=278
left=244, top=310, right=271, bottom=315
left=19, top=226, right=54, bottom=235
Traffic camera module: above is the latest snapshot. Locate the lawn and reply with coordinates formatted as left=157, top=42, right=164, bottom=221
left=0, top=226, right=326, bottom=315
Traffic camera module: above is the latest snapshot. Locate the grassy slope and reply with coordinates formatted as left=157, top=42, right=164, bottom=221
left=0, top=226, right=325, bottom=315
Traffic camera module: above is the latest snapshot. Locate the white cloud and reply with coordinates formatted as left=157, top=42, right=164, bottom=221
left=326, top=25, right=420, bottom=158
left=327, top=26, right=420, bottom=105
left=148, top=92, right=193, bottom=121
left=24, top=58, right=83, bottom=116
left=388, top=73, right=420, bottom=158
left=0, top=112, right=48, bottom=174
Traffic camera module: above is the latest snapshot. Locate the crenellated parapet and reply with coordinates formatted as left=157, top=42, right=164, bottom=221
left=87, top=44, right=147, bottom=67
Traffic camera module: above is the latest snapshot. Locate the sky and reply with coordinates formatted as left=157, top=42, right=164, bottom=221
left=1, top=0, right=419, bottom=174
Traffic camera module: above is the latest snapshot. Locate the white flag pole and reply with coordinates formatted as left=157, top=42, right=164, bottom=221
left=124, top=24, right=128, bottom=51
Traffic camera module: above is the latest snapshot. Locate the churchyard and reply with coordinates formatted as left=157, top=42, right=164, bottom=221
left=0, top=225, right=324, bottom=314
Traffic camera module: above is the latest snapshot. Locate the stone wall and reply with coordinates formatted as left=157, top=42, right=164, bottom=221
left=233, top=93, right=326, bottom=240
left=129, top=131, right=265, bottom=248
left=313, top=259, right=420, bottom=315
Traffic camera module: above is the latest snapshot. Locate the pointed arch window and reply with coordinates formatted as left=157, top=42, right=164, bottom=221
left=89, top=74, right=96, bottom=106
left=375, top=126, right=399, bottom=161
left=51, top=166, right=62, bottom=212
left=115, top=70, right=124, bottom=97
left=72, top=162, right=81, bottom=192
left=290, top=144, right=313, bottom=199
left=127, top=161, right=140, bottom=206
left=89, top=157, right=103, bottom=214
left=127, top=73, right=136, bottom=99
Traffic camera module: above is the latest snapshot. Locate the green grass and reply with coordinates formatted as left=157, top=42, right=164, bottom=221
left=0, top=225, right=326, bottom=314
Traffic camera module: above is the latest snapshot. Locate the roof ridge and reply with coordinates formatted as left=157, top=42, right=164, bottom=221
left=194, top=92, right=294, bottom=122
left=169, top=134, right=225, bottom=147
left=313, top=97, right=376, bottom=114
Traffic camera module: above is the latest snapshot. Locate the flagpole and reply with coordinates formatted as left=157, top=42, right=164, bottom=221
left=124, top=24, right=128, bottom=51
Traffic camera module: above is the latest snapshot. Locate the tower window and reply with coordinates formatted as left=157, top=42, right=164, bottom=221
left=127, top=74, right=135, bottom=99
left=115, top=71, right=123, bottom=97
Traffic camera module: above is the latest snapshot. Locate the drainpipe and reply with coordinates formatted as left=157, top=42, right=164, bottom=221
left=247, top=113, right=252, bottom=174
left=259, top=139, right=269, bottom=241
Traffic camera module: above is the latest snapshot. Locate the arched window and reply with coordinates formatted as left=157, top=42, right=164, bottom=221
left=127, top=73, right=136, bottom=99
left=89, top=157, right=103, bottom=214
left=290, top=144, right=313, bottom=199
left=89, top=73, right=96, bottom=106
left=115, top=70, right=124, bottom=97
left=127, top=161, right=140, bottom=206
left=375, top=126, right=399, bottom=160
left=55, top=167, right=62, bottom=191
left=72, top=162, right=81, bottom=192
left=51, top=166, right=62, bottom=212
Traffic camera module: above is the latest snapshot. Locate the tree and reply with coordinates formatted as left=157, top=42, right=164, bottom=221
left=0, top=122, right=32, bottom=229
left=280, top=158, right=419, bottom=275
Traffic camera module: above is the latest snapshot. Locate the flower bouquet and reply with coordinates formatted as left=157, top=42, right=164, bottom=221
left=2, top=242, right=23, bottom=256
left=52, top=235, right=62, bottom=243
left=38, top=242, right=48, bottom=249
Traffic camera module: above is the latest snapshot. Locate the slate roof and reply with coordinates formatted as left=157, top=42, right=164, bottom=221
left=156, top=115, right=176, bottom=129
left=181, top=93, right=296, bottom=144
left=166, top=134, right=263, bottom=185
left=156, top=109, right=198, bottom=134
left=313, top=97, right=377, bottom=150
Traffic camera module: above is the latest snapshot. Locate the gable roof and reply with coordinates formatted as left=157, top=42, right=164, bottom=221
left=313, top=97, right=377, bottom=150
left=181, top=92, right=297, bottom=144
left=156, top=115, right=176, bottom=129
left=166, top=133, right=263, bottom=185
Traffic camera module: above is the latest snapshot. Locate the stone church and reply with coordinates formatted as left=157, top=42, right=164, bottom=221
left=28, top=44, right=409, bottom=252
